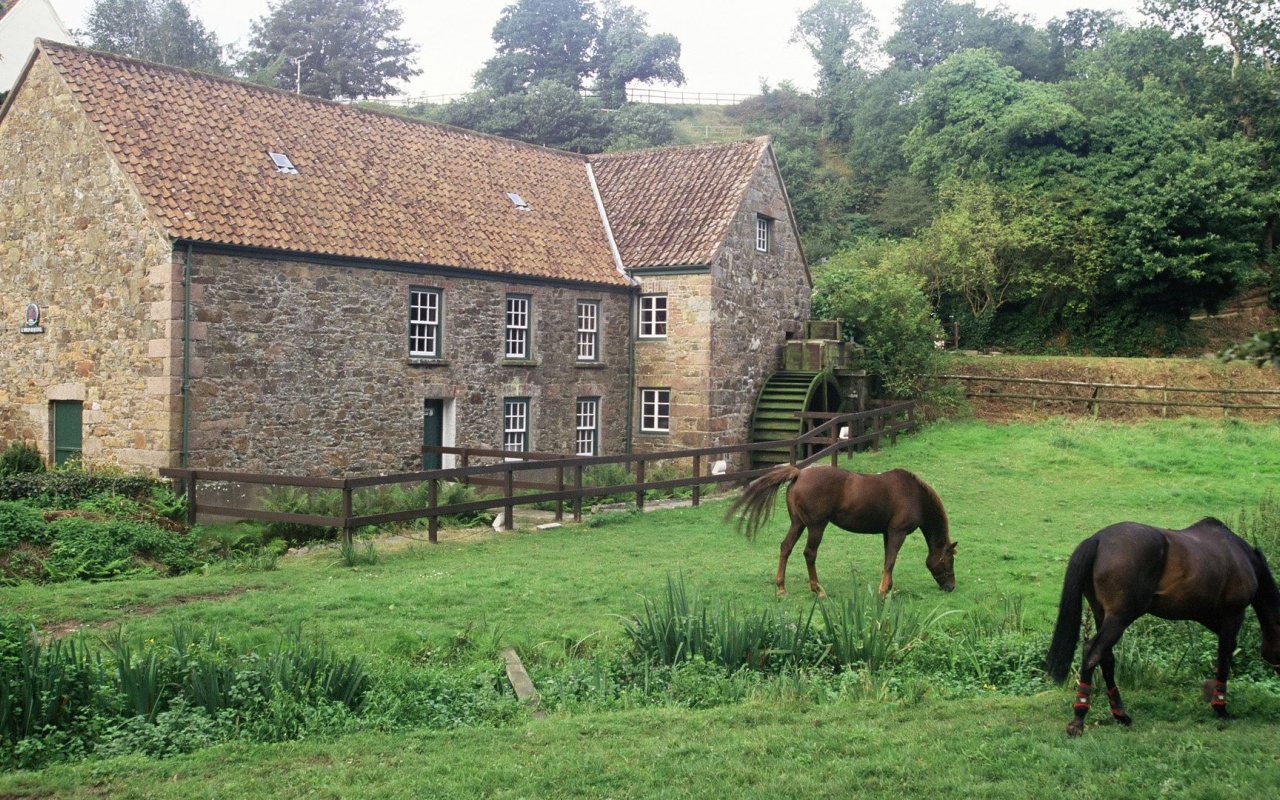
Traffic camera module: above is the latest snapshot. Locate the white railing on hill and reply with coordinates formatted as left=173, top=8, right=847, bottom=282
left=365, top=86, right=759, bottom=108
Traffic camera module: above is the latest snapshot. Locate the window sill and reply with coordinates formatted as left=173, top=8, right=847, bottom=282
left=637, top=336, right=668, bottom=342
left=408, top=357, right=450, bottom=367
left=502, top=358, right=540, bottom=367
left=574, top=361, right=608, bottom=369
left=637, top=430, right=670, bottom=436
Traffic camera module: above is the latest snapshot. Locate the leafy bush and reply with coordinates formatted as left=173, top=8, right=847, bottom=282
left=812, top=245, right=946, bottom=398
left=0, top=500, right=48, bottom=551
left=0, top=441, right=44, bottom=477
left=23, top=516, right=199, bottom=582
left=0, top=466, right=157, bottom=507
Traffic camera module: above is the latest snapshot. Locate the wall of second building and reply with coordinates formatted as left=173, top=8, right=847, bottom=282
left=709, top=152, right=810, bottom=466
left=0, top=53, right=180, bottom=470
left=184, top=250, right=632, bottom=475
left=630, top=272, right=713, bottom=455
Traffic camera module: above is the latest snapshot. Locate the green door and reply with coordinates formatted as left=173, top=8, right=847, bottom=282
left=422, top=399, right=444, bottom=470
left=52, top=401, right=83, bottom=466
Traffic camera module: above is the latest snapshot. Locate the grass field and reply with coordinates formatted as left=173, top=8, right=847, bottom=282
left=4, top=416, right=1280, bottom=797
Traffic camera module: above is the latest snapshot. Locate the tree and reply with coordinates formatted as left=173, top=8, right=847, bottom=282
left=475, top=0, right=685, bottom=105
left=592, top=1, right=684, bottom=108
left=885, top=0, right=1053, bottom=80
left=791, top=0, right=880, bottom=96
left=240, top=0, right=420, bottom=100
left=475, top=0, right=598, bottom=94
left=82, top=0, right=224, bottom=72
left=1142, top=0, right=1278, bottom=80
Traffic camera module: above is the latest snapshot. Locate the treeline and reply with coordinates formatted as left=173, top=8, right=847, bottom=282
left=733, top=0, right=1280, bottom=356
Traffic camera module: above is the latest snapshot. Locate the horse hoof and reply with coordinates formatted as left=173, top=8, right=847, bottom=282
left=776, top=588, right=787, bottom=597
left=1066, top=721, right=1084, bottom=737
left=1114, top=714, right=1133, bottom=727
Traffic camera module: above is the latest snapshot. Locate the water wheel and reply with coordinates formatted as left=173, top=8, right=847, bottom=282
left=749, top=370, right=844, bottom=468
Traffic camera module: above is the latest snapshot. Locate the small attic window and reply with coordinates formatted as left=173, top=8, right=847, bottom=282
left=269, top=152, right=299, bottom=174
left=506, top=192, right=530, bottom=211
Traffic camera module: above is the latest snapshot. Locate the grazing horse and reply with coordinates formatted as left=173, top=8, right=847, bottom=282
left=1046, top=518, right=1280, bottom=735
left=725, top=464, right=957, bottom=596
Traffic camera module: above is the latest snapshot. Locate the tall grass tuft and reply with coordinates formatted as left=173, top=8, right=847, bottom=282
left=819, top=587, right=949, bottom=672
left=1229, top=490, right=1280, bottom=555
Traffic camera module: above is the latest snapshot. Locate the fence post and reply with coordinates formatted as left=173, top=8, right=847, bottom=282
left=184, top=471, right=197, bottom=527
left=635, top=459, right=646, bottom=511
left=555, top=464, right=565, bottom=522
left=460, top=451, right=470, bottom=485
left=692, top=454, right=701, bottom=507
left=573, top=464, right=583, bottom=523
left=504, top=468, right=515, bottom=531
left=428, top=478, right=438, bottom=544
left=341, top=481, right=354, bottom=548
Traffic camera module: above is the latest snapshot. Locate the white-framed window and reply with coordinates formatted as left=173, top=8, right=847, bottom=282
left=576, top=300, right=599, bottom=361
left=575, top=397, right=599, bottom=456
left=408, top=287, right=441, bottom=357
left=505, top=295, right=530, bottom=359
left=503, top=398, right=529, bottom=452
left=640, top=388, right=670, bottom=433
left=639, top=294, right=667, bottom=338
left=755, top=215, right=771, bottom=253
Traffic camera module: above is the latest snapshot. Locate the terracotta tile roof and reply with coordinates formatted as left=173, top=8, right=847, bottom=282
left=589, top=138, right=768, bottom=268
left=37, top=41, right=628, bottom=286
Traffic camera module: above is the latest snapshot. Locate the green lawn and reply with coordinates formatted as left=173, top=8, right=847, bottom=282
left=4, top=416, right=1280, bottom=797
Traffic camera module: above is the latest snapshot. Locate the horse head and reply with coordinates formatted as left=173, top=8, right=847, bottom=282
left=927, top=541, right=958, bottom=592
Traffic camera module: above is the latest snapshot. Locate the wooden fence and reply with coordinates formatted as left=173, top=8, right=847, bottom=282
left=158, top=402, right=916, bottom=545
left=944, top=374, right=1280, bottom=416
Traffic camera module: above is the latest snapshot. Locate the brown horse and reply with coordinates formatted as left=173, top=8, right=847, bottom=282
left=725, top=464, right=957, bottom=596
left=1046, top=518, right=1280, bottom=735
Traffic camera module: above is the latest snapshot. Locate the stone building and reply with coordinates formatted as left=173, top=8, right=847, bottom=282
left=0, top=41, right=810, bottom=476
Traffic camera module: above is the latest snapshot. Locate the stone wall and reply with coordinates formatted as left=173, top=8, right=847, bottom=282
left=0, top=54, right=179, bottom=469
left=709, top=151, right=811, bottom=465
left=630, top=148, right=811, bottom=465
left=631, top=273, right=713, bottom=452
left=186, top=250, right=633, bottom=474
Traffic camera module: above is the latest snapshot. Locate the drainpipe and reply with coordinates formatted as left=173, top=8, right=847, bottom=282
left=181, top=244, right=192, bottom=468
left=626, top=292, right=635, bottom=454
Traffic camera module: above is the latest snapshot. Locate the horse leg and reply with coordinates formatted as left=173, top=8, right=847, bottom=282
left=775, top=518, right=805, bottom=596
left=1069, top=606, right=1133, bottom=735
left=802, top=523, right=828, bottom=597
left=878, top=529, right=909, bottom=595
left=1098, top=649, right=1132, bottom=726
left=1202, top=614, right=1245, bottom=720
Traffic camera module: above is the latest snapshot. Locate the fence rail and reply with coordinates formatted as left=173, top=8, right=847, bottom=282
left=159, top=402, right=916, bottom=545
left=944, top=374, right=1280, bottom=416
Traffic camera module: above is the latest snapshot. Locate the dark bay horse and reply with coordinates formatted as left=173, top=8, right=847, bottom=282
left=1046, top=518, right=1280, bottom=735
left=725, top=465, right=957, bottom=596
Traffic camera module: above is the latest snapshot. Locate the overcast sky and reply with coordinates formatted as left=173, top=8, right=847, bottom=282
left=48, top=0, right=1147, bottom=99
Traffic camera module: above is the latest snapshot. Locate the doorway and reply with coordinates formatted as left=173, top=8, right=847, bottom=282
left=51, top=400, right=83, bottom=466
left=422, top=398, right=456, bottom=469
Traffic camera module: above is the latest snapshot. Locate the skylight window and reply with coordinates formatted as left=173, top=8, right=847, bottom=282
left=507, top=192, right=529, bottom=211
left=269, top=152, right=299, bottom=174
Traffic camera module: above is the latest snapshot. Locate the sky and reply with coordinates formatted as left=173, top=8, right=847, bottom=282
left=47, top=0, right=1148, bottom=100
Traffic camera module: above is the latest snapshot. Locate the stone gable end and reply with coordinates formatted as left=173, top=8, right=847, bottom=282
left=0, top=53, right=178, bottom=467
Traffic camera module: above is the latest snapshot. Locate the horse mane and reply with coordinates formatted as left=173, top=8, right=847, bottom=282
left=1250, top=546, right=1280, bottom=616
left=909, top=471, right=950, bottom=543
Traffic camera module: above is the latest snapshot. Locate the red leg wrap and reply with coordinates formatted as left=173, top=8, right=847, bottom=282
left=1210, top=680, right=1226, bottom=709
left=1073, top=682, right=1092, bottom=712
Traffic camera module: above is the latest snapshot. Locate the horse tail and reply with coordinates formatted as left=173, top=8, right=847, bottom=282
left=724, top=464, right=801, bottom=541
left=1046, top=535, right=1099, bottom=684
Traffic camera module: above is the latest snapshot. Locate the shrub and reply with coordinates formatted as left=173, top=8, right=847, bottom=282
left=0, top=441, right=44, bottom=477
left=260, top=485, right=342, bottom=544
left=30, top=516, right=198, bottom=582
left=811, top=245, right=946, bottom=398
left=0, top=500, right=49, bottom=552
